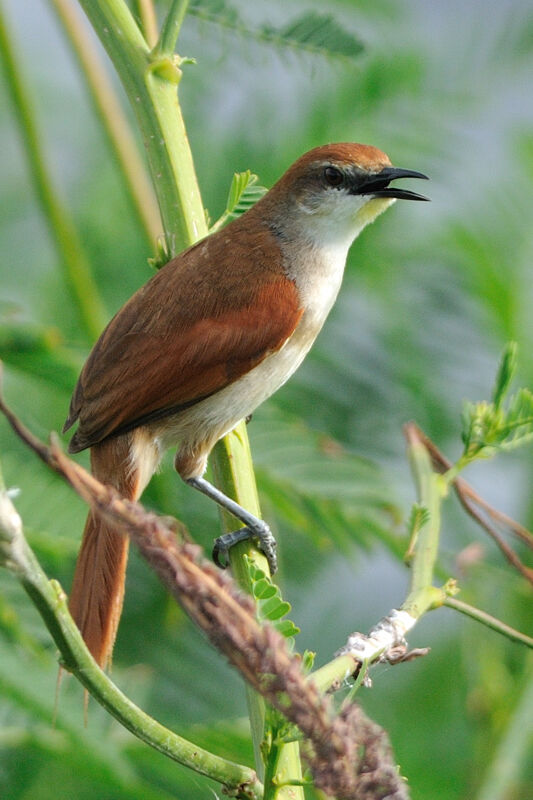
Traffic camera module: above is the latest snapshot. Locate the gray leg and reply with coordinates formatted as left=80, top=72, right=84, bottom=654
left=186, top=476, right=277, bottom=573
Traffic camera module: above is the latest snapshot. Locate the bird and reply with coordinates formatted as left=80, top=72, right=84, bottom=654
left=63, top=142, right=429, bottom=669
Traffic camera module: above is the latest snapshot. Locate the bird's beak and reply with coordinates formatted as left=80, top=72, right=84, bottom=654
left=354, top=167, right=430, bottom=201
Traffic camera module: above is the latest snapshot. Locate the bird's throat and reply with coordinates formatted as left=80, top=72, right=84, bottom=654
left=355, top=196, right=396, bottom=228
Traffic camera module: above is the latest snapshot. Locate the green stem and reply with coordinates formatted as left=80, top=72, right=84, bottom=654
left=403, top=427, right=445, bottom=616
left=154, top=0, right=189, bottom=56
left=212, top=424, right=270, bottom=587
left=445, top=597, right=533, bottom=649
left=442, top=454, right=474, bottom=487
left=303, top=428, right=448, bottom=698
left=49, top=0, right=162, bottom=250
left=212, top=428, right=304, bottom=798
left=133, top=0, right=159, bottom=47
left=77, top=0, right=205, bottom=256
left=0, top=2, right=107, bottom=341
left=262, top=733, right=304, bottom=800
left=70, top=0, right=303, bottom=788
left=0, top=487, right=262, bottom=800
left=310, top=654, right=359, bottom=694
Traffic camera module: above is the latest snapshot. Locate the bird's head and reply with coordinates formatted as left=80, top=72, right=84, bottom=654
left=265, top=143, right=429, bottom=248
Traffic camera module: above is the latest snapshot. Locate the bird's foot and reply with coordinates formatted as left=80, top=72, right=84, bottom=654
left=213, top=521, right=277, bottom=574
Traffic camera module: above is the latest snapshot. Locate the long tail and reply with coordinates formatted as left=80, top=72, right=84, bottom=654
left=69, top=431, right=157, bottom=669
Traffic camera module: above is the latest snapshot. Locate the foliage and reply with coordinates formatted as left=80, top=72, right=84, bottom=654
left=460, top=342, right=533, bottom=463
left=188, top=1, right=364, bottom=62
left=245, top=557, right=300, bottom=640
left=209, top=170, right=267, bottom=232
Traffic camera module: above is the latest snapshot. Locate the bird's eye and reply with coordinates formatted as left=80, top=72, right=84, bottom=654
left=324, top=166, right=344, bottom=187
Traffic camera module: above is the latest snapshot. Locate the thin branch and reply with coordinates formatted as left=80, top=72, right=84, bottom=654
left=444, top=597, right=533, bottom=649
left=407, top=423, right=533, bottom=587
left=403, top=423, right=443, bottom=595
left=153, top=0, right=189, bottom=56
left=0, top=3, right=107, bottom=341
left=457, top=484, right=533, bottom=551
left=50, top=0, right=162, bottom=250
left=337, top=425, right=447, bottom=661
left=133, top=0, right=159, bottom=48
left=309, top=425, right=445, bottom=698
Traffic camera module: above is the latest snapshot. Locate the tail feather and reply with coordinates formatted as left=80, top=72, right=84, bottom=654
left=69, top=511, right=130, bottom=669
left=69, top=432, right=157, bottom=670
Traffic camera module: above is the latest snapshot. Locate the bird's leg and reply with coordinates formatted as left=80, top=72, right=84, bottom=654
left=186, top=476, right=277, bottom=573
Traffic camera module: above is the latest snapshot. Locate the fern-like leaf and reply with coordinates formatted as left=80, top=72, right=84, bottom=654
left=209, top=171, right=267, bottom=233
left=460, top=344, right=533, bottom=462
left=261, top=12, right=364, bottom=62
left=245, top=558, right=300, bottom=642
left=188, top=2, right=364, bottom=63
left=407, top=503, right=430, bottom=539
left=492, top=341, right=517, bottom=410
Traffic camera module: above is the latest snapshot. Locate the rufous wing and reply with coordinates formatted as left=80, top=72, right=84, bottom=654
left=64, top=225, right=303, bottom=452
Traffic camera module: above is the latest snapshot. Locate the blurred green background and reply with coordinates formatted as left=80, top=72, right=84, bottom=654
left=1, top=1, right=533, bottom=798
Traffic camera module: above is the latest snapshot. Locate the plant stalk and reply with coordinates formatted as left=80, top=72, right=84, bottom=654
left=403, top=424, right=446, bottom=616
left=50, top=0, right=162, bottom=250
left=73, top=0, right=303, bottom=788
left=0, top=2, right=107, bottom=341
left=153, top=0, right=189, bottom=56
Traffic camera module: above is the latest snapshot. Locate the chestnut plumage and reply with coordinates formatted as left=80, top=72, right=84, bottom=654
left=65, top=143, right=429, bottom=668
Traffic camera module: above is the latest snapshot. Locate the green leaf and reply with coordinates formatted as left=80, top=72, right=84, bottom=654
left=492, top=341, right=518, bottom=410
left=209, top=171, right=267, bottom=233
left=301, top=650, right=315, bottom=673
left=188, top=2, right=364, bottom=63
left=407, top=503, right=430, bottom=539
left=261, top=12, right=364, bottom=62
left=244, top=559, right=300, bottom=641
left=275, top=619, right=300, bottom=639
left=260, top=598, right=291, bottom=621
left=459, top=345, right=533, bottom=467
left=252, top=578, right=277, bottom=600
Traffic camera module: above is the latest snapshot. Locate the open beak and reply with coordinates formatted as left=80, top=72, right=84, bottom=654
left=355, top=167, right=430, bottom=201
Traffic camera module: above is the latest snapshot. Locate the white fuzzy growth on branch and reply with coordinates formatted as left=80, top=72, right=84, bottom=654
left=0, top=488, right=25, bottom=571
left=336, top=608, right=418, bottom=665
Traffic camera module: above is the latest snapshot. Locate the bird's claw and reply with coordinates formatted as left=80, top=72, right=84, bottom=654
left=212, top=524, right=277, bottom=574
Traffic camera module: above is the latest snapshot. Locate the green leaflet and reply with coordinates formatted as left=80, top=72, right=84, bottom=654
left=461, top=343, right=533, bottom=460
left=245, top=557, right=300, bottom=642
left=188, top=2, right=364, bottom=62
left=209, top=170, right=267, bottom=233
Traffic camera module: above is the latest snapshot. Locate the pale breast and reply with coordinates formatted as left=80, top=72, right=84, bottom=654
left=152, top=244, right=348, bottom=474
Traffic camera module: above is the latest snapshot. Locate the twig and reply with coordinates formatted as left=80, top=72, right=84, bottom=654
left=444, top=597, right=533, bottom=649
left=317, top=424, right=443, bottom=700
left=153, top=0, right=189, bottom=56
left=407, top=423, right=533, bottom=586
left=133, top=0, right=159, bottom=47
